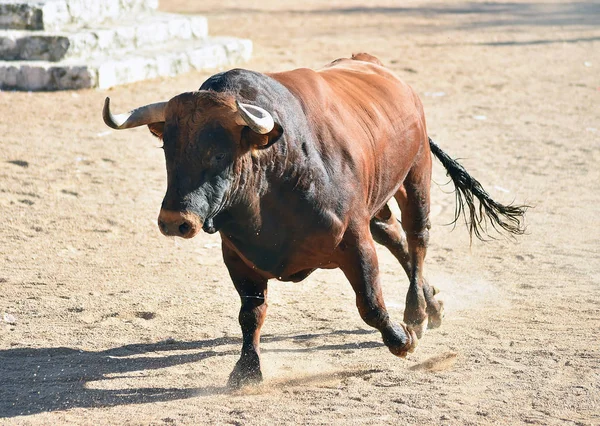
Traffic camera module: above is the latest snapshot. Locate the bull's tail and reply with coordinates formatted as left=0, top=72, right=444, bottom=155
left=429, top=137, right=528, bottom=241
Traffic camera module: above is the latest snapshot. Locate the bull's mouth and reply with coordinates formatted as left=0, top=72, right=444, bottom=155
left=202, top=217, right=218, bottom=234
left=201, top=210, right=229, bottom=235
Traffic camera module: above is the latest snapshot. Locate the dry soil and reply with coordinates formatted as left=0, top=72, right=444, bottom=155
left=1, top=1, right=599, bottom=425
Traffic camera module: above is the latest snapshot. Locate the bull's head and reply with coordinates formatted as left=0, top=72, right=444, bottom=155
left=103, top=91, right=282, bottom=238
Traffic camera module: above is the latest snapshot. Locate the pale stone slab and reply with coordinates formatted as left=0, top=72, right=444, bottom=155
left=0, top=0, right=253, bottom=90
left=0, top=14, right=209, bottom=61
left=0, top=0, right=159, bottom=30
left=0, top=36, right=252, bottom=90
left=0, top=62, right=93, bottom=90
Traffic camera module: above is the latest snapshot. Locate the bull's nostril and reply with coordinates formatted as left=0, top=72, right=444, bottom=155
left=158, top=219, right=168, bottom=235
left=179, top=221, right=191, bottom=236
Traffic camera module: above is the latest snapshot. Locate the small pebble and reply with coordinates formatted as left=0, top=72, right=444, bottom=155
left=3, top=313, right=17, bottom=324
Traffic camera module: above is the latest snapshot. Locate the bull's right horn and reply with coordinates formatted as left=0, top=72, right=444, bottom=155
left=103, top=97, right=167, bottom=130
left=236, top=100, right=275, bottom=135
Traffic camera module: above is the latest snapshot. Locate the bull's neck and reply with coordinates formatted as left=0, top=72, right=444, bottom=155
left=224, top=133, right=328, bottom=234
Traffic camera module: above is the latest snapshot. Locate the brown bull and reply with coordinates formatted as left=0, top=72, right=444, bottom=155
left=103, top=53, right=526, bottom=387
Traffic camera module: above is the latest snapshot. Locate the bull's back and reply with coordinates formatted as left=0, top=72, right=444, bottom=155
left=269, top=55, right=428, bottom=214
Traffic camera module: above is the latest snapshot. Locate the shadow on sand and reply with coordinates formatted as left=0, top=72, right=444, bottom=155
left=210, top=2, right=599, bottom=29
left=0, top=329, right=379, bottom=418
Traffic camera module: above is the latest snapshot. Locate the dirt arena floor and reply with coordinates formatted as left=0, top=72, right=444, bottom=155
left=1, top=0, right=599, bottom=424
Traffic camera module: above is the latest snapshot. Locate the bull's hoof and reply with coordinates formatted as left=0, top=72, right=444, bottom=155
left=406, top=317, right=428, bottom=340
left=427, top=300, right=444, bottom=330
left=382, top=322, right=418, bottom=358
left=228, top=367, right=263, bottom=389
left=227, top=353, right=263, bottom=389
left=404, top=308, right=428, bottom=339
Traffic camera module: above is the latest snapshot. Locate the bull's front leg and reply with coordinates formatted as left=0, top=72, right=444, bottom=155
left=222, top=243, right=268, bottom=388
left=338, top=225, right=418, bottom=357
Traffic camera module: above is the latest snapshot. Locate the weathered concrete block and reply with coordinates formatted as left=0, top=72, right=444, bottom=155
left=0, top=14, right=209, bottom=61
left=0, top=0, right=159, bottom=30
left=0, top=36, right=252, bottom=90
left=0, top=61, right=94, bottom=90
left=187, top=37, right=254, bottom=71
left=0, top=32, right=70, bottom=61
left=94, top=37, right=253, bottom=89
left=0, top=2, right=44, bottom=30
left=0, top=1, right=253, bottom=90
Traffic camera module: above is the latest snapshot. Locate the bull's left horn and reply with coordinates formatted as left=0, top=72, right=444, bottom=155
left=103, top=97, right=167, bottom=129
left=236, top=100, right=274, bottom=134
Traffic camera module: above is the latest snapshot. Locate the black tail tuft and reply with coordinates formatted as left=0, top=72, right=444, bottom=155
left=429, top=138, right=528, bottom=242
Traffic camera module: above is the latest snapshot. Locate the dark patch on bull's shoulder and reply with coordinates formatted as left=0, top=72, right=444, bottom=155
left=199, top=68, right=292, bottom=110
left=200, top=69, right=260, bottom=100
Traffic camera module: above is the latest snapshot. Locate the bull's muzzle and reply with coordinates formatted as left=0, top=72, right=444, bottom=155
left=157, top=209, right=202, bottom=239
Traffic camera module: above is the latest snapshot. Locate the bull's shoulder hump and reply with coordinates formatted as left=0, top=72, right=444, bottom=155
left=324, top=53, right=384, bottom=68
left=266, top=68, right=331, bottom=103
left=320, top=59, right=399, bottom=80
left=266, top=68, right=322, bottom=88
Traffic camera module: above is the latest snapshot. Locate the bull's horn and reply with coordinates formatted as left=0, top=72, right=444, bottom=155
left=103, top=97, right=167, bottom=130
left=236, top=100, right=274, bottom=134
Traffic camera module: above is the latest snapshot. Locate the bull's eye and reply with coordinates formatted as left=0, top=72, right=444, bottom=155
left=214, top=153, right=226, bottom=161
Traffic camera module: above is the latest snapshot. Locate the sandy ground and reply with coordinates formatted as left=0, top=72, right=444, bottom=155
left=1, top=0, right=599, bottom=424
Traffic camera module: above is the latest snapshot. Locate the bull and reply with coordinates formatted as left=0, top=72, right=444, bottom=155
left=103, top=53, right=526, bottom=387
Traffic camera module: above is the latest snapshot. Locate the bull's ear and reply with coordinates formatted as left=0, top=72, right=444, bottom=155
left=242, top=122, right=284, bottom=149
left=148, top=122, right=165, bottom=139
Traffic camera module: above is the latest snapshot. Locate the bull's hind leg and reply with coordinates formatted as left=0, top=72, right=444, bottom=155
left=370, top=203, right=443, bottom=336
left=395, top=159, right=444, bottom=338
left=370, top=204, right=411, bottom=276
left=338, top=223, right=417, bottom=357
left=222, top=243, right=268, bottom=388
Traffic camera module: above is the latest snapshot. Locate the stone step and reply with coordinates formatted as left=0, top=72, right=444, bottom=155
left=0, top=13, right=208, bottom=61
left=0, top=0, right=158, bottom=31
left=0, top=36, right=252, bottom=90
